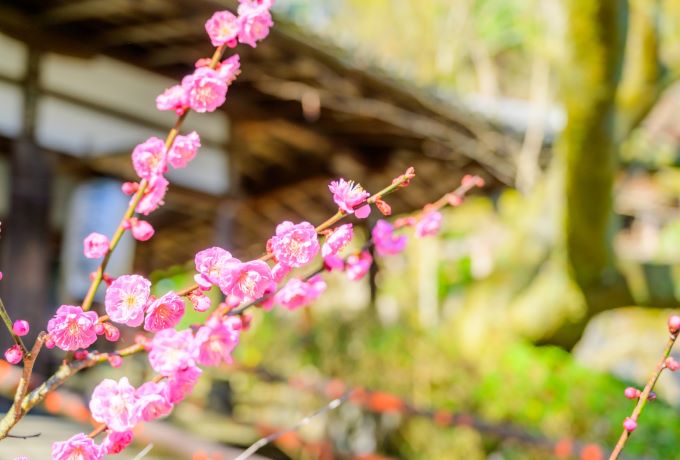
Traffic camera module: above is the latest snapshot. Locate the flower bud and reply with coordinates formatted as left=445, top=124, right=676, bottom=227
left=624, top=387, right=640, bottom=399
left=4, top=345, right=22, bottom=364
left=665, top=357, right=680, bottom=371
left=108, top=354, right=123, bottom=368
left=623, top=417, right=637, bottom=432
left=668, top=315, right=680, bottom=334
left=103, top=323, right=120, bottom=342
left=12, top=320, right=29, bottom=337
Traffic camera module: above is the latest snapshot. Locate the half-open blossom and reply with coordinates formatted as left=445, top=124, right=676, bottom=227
left=222, top=260, right=273, bottom=300
left=135, top=381, right=173, bottom=422
left=346, top=251, right=372, bottom=281
left=47, top=305, right=99, bottom=351
left=156, top=84, right=188, bottom=114
left=205, top=10, right=240, bottom=47
left=52, top=433, right=102, bottom=460
left=101, top=430, right=133, bottom=455
left=195, top=246, right=236, bottom=289
left=217, top=54, right=241, bottom=84
left=269, top=221, right=319, bottom=268
left=129, top=218, right=155, bottom=241
left=132, top=137, right=167, bottom=180
left=274, top=276, right=326, bottom=310
left=181, top=67, right=228, bottom=113
left=4, top=345, right=22, bottom=364
left=136, top=175, right=168, bottom=215
left=189, top=290, right=211, bottom=312
left=148, top=328, right=197, bottom=376
left=90, top=377, right=138, bottom=432
left=372, top=220, right=406, bottom=256
left=105, top=274, right=151, bottom=327
left=168, top=131, right=201, bottom=169
left=328, top=178, right=371, bottom=217
left=415, top=211, right=442, bottom=238
left=237, top=2, right=274, bottom=47
left=166, top=365, right=202, bottom=403
left=195, top=316, right=241, bottom=366
left=144, top=291, right=185, bottom=332
left=83, top=232, right=109, bottom=259
left=321, top=224, right=353, bottom=257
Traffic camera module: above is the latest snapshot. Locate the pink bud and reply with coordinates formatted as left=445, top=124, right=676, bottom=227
left=121, top=182, right=139, bottom=195
left=12, top=320, right=29, bottom=337
left=668, top=315, right=680, bottom=334
left=189, top=292, right=211, bottom=312
left=648, top=391, right=657, bottom=401
left=134, top=334, right=151, bottom=349
left=0, top=271, right=3, bottom=281
left=103, top=323, right=120, bottom=342
left=447, top=194, right=463, bottom=207
left=94, top=323, right=105, bottom=335
left=4, top=345, right=22, bottom=364
left=108, top=354, right=123, bottom=368
left=623, top=417, right=637, bottom=432
left=624, top=387, right=640, bottom=399
left=45, top=338, right=55, bottom=349
left=665, top=357, right=680, bottom=371
left=130, top=219, right=155, bottom=241
left=73, top=350, right=89, bottom=360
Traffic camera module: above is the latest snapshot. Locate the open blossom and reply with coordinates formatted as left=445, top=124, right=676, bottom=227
left=321, top=224, right=353, bottom=257
left=52, top=433, right=102, bottom=460
left=346, top=251, right=372, bottom=281
left=328, top=179, right=371, bottom=218
left=194, top=246, right=236, bottom=288
left=90, top=377, right=138, bottom=432
left=156, top=84, right=188, bottom=113
left=136, top=175, right=168, bottom=215
left=415, top=211, right=442, bottom=238
left=372, top=220, right=407, bottom=256
left=217, top=54, right=241, bottom=84
left=83, top=232, right=109, bottom=259
left=195, top=316, right=241, bottom=366
left=269, top=221, right=319, bottom=268
left=205, top=10, right=240, bottom=47
left=47, top=305, right=99, bottom=351
left=168, top=131, right=201, bottom=169
left=166, top=365, right=202, bottom=403
left=132, top=137, right=167, bottom=180
left=181, top=67, right=228, bottom=113
left=144, top=291, right=185, bottom=332
left=274, top=276, right=326, bottom=310
left=222, top=260, right=273, bottom=300
left=105, top=274, right=150, bottom=327
left=237, top=2, right=274, bottom=47
left=135, top=381, right=173, bottom=421
left=101, top=430, right=134, bottom=455
left=148, top=328, right=197, bottom=376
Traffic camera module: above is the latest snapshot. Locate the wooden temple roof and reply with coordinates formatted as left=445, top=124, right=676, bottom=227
left=0, top=0, right=520, bottom=269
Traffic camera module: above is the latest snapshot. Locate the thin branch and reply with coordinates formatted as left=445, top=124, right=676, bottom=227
left=608, top=330, right=679, bottom=459
left=0, top=297, right=29, bottom=356
left=234, top=391, right=353, bottom=460
left=6, top=432, right=41, bottom=439
left=131, top=444, right=154, bottom=460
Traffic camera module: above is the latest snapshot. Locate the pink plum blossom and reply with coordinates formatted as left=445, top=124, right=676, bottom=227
left=136, top=175, right=168, bottom=215
left=195, top=316, right=241, bottom=366
left=222, top=260, right=273, bottom=300
left=237, top=2, right=274, bottom=47
left=205, top=10, right=240, bottom=47
left=346, top=251, right=372, bottom=281
left=52, top=433, right=102, bottom=460
left=166, top=365, right=202, bottom=403
left=271, top=262, right=291, bottom=282
left=181, top=67, right=228, bottom=113
left=323, top=254, right=345, bottom=272
left=4, top=345, right=22, bottom=364
left=189, top=290, right=211, bottom=312
left=47, top=305, right=99, bottom=351
left=328, top=178, right=371, bottom=217
left=101, top=430, right=134, bottom=455
left=105, top=274, right=150, bottom=327
left=135, top=381, right=173, bottom=421
left=156, top=84, right=188, bottom=114
left=129, top=218, right=155, bottom=241
left=83, top=232, right=109, bottom=259
left=321, top=224, right=353, bottom=257
left=274, top=276, right=326, bottom=310
left=168, top=131, right=201, bottom=169
left=269, top=221, right=319, bottom=268
left=217, top=54, right=241, bottom=84
left=415, top=211, right=442, bottom=238
left=372, top=220, right=406, bottom=256
left=194, top=246, right=236, bottom=289
left=148, top=328, right=197, bottom=376
left=144, top=291, right=185, bottom=332
left=131, top=137, right=167, bottom=180
left=89, top=377, right=138, bottom=432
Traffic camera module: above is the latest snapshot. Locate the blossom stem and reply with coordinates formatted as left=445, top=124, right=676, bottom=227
left=0, top=297, right=29, bottom=356
left=608, top=331, right=679, bottom=459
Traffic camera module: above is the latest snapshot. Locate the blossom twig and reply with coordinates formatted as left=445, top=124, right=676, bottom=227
left=608, top=322, right=679, bottom=460
left=0, top=297, right=28, bottom=356
left=234, top=390, right=353, bottom=460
